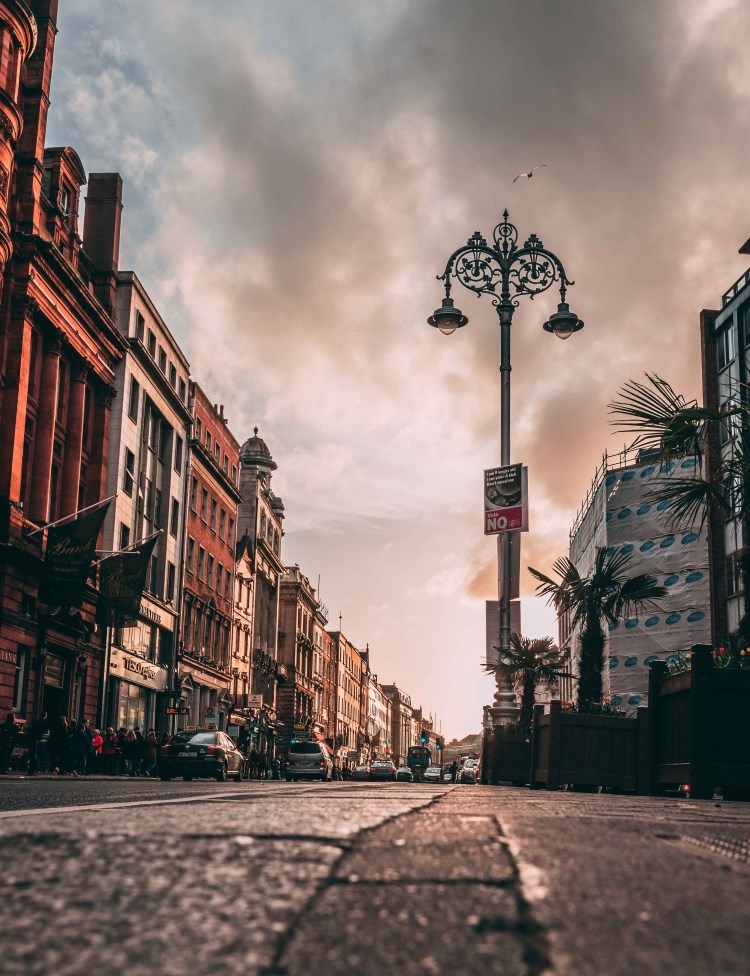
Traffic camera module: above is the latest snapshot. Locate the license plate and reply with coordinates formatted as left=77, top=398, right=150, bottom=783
left=178, top=752, right=193, bottom=758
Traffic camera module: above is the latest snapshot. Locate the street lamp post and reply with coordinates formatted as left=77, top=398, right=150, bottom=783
left=429, top=209, right=583, bottom=722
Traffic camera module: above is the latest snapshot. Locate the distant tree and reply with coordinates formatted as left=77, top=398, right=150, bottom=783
left=609, top=372, right=750, bottom=645
left=484, top=633, right=567, bottom=736
left=529, top=548, right=666, bottom=707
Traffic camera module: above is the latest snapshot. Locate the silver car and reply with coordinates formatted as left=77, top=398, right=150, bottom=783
left=284, top=741, right=334, bottom=782
left=422, top=765, right=443, bottom=783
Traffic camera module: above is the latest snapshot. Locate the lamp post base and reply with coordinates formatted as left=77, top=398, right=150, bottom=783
left=489, top=679, right=519, bottom=726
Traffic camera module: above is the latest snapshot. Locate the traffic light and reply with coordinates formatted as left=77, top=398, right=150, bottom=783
left=420, top=731, right=428, bottom=744
left=436, top=738, right=443, bottom=751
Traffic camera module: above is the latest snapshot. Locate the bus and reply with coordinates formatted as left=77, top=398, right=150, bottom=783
left=406, top=745, right=431, bottom=781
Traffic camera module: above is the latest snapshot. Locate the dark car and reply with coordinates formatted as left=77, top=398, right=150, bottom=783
left=351, top=764, right=371, bottom=781
left=160, top=730, right=246, bottom=782
left=396, top=766, right=414, bottom=782
left=369, top=760, right=397, bottom=781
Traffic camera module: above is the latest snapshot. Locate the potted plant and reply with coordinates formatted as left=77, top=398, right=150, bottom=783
left=647, top=643, right=750, bottom=800
left=484, top=634, right=567, bottom=785
left=526, top=548, right=665, bottom=791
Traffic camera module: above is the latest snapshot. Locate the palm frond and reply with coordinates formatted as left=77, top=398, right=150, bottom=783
left=608, top=374, right=707, bottom=457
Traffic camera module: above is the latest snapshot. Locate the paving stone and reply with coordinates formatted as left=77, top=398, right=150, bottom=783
left=278, top=883, right=528, bottom=976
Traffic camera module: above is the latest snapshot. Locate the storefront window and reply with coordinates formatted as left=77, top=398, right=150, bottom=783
left=117, top=681, right=148, bottom=731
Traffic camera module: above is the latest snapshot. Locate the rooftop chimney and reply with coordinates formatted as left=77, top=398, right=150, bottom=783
left=82, top=172, right=123, bottom=315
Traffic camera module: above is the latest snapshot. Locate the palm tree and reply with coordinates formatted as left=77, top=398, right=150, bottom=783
left=484, top=633, right=567, bottom=736
left=529, top=548, right=667, bottom=707
left=609, top=373, right=750, bottom=645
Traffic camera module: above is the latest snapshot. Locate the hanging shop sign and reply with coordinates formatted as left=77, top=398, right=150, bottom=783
left=484, top=463, right=529, bottom=534
left=45, top=654, right=66, bottom=688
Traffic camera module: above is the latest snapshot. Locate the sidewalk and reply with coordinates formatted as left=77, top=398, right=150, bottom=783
left=0, top=782, right=748, bottom=975
left=275, top=786, right=750, bottom=976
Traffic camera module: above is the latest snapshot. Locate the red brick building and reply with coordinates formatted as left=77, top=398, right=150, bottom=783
left=178, top=384, right=241, bottom=729
left=0, top=1, right=128, bottom=725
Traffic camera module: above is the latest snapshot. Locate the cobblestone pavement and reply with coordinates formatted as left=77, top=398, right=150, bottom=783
left=1, top=780, right=749, bottom=975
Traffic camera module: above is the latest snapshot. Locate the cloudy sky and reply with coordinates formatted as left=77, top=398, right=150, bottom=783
left=46, top=0, right=750, bottom=739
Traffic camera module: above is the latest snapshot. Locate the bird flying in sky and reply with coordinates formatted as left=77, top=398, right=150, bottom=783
left=512, top=164, right=547, bottom=182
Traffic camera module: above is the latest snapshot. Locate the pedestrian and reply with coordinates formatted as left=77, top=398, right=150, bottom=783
left=0, top=712, right=19, bottom=773
left=29, top=711, right=51, bottom=774
left=90, top=728, right=103, bottom=774
left=248, top=746, right=259, bottom=780
left=49, top=715, right=71, bottom=775
left=123, top=730, right=139, bottom=776
left=116, top=728, right=128, bottom=775
left=70, top=720, right=91, bottom=776
left=450, top=759, right=458, bottom=784
left=101, top=727, right=118, bottom=774
left=133, top=727, right=147, bottom=775
left=144, top=730, right=159, bottom=777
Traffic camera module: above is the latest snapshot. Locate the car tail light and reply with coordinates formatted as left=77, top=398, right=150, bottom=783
left=319, top=760, right=326, bottom=767
left=205, top=745, right=218, bottom=755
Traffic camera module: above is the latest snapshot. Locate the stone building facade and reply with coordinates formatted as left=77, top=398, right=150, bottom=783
left=237, top=427, right=284, bottom=755
left=0, top=0, right=129, bottom=726
left=179, top=385, right=241, bottom=730
left=100, top=270, right=191, bottom=732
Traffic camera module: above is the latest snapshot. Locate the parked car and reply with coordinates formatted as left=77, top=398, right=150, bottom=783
left=369, top=759, right=398, bottom=781
left=396, top=766, right=413, bottom=782
left=285, top=740, right=334, bottom=782
left=460, top=759, right=479, bottom=784
left=352, top=764, right=371, bottom=781
left=422, top=765, right=444, bottom=783
left=160, top=730, right=246, bottom=782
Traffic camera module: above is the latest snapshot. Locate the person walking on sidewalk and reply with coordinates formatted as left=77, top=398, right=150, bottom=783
left=90, top=729, right=103, bottom=774
left=0, top=712, right=19, bottom=773
left=29, top=711, right=50, bottom=774
left=49, top=715, right=71, bottom=775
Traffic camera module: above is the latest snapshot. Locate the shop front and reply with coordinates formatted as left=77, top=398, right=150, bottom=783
left=177, top=663, right=232, bottom=732
left=108, top=646, right=168, bottom=732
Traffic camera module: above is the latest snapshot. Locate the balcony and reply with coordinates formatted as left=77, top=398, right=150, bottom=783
left=721, top=266, right=750, bottom=308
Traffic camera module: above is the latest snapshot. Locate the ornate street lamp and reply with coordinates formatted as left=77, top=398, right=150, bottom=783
left=429, top=209, right=583, bottom=722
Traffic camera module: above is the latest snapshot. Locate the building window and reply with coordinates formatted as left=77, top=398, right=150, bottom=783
left=123, top=449, right=135, bottom=496
left=195, top=418, right=202, bottom=442
left=134, top=311, right=145, bottom=342
left=158, top=347, right=167, bottom=374
left=200, top=488, right=208, bottom=522
left=186, top=536, right=195, bottom=574
left=128, top=376, right=139, bottom=422
left=147, top=330, right=156, bottom=357
left=208, top=555, right=215, bottom=589
left=215, top=443, right=221, bottom=463
left=231, top=464, right=237, bottom=484
left=219, top=508, right=226, bottom=541
left=225, top=568, right=232, bottom=599
left=227, top=517, right=235, bottom=546
left=169, top=363, right=177, bottom=388
left=206, top=431, right=212, bottom=452
left=149, top=555, right=159, bottom=597
left=119, top=522, right=130, bottom=551
left=726, top=552, right=744, bottom=597
left=178, top=378, right=186, bottom=403
left=12, top=646, right=29, bottom=714
left=198, top=546, right=205, bottom=581
left=154, top=489, right=162, bottom=528
left=716, top=323, right=736, bottom=371
left=170, top=498, right=179, bottom=537
left=167, top=562, right=176, bottom=602
left=190, top=476, right=198, bottom=512
left=218, top=562, right=224, bottom=596
left=210, top=498, right=217, bottom=532
left=174, top=435, right=183, bottom=473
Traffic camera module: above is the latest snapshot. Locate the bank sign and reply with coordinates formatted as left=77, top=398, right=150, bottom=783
left=484, top=464, right=529, bottom=534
